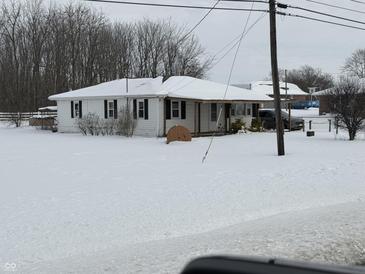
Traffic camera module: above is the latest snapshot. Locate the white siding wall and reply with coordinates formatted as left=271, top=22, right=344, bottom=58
left=57, top=100, right=79, bottom=133
left=56, top=98, right=257, bottom=136
left=166, top=99, right=195, bottom=132
left=56, top=97, right=162, bottom=137
left=133, top=97, right=161, bottom=137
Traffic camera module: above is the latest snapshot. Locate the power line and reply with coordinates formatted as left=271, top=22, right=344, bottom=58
left=181, top=0, right=221, bottom=41
left=167, top=13, right=266, bottom=95
left=212, top=12, right=267, bottom=65
left=202, top=1, right=256, bottom=163
left=84, top=0, right=268, bottom=12
left=283, top=12, right=365, bottom=31
left=220, top=0, right=267, bottom=3
left=280, top=3, right=365, bottom=26
left=349, top=0, right=365, bottom=4
left=303, top=0, right=365, bottom=15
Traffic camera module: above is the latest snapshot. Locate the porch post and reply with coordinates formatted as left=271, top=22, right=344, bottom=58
left=229, top=103, right=232, bottom=133
left=163, top=98, right=166, bottom=136
left=198, top=102, right=201, bottom=135
left=194, top=102, right=197, bottom=136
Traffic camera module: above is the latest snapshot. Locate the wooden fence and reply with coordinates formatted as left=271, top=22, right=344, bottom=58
left=0, top=112, right=57, bottom=121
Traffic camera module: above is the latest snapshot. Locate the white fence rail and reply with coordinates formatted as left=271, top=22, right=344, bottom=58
left=0, top=112, right=57, bottom=121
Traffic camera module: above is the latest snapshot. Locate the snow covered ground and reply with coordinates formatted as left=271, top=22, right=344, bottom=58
left=1, top=112, right=365, bottom=273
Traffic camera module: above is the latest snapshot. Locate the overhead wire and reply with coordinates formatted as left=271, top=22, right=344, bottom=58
left=280, top=12, right=365, bottom=31
left=349, top=0, right=365, bottom=5
left=84, top=0, right=269, bottom=12
left=202, top=1, right=256, bottom=163
left=167, top=12, right=267, bottom=95
left=180, top=0, right=221, bottom=41
left=302, top=0, right=365, bottom=15
left=280, top=3, right=365, bottom=26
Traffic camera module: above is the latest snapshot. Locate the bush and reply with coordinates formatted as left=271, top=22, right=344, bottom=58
left=250, top=118, right=263, bottom=132
left=100, top=119, right=116, bottom=136
left=77, top=113, right=102, bottom=136
left=115, top=105, right=137, bottom=137
left=230, top=119, right=246, bottom=134
left=8, top=112, right=23, bottom=127
left=77, top=106, right=137, bottom=137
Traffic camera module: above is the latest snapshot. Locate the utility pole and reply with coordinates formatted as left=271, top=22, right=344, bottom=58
left=284, top=69, right=288, bottom=111
left=269, top=0, right=285, bottom=156
left=285, top=68, right=292, bottom=131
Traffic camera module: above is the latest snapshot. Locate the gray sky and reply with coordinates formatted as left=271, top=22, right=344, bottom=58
left=49, top=0, right=365, bottom=84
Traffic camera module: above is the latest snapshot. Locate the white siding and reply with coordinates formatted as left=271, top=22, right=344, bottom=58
left=57, top=100, right=78, bottom=133
left=166, top=100, right=195, bottom=133
left=133, top=98, right=161, bottom=137
left=56, top=97, right=162, bottom=137
left=56, top=98, right=256, bottom=136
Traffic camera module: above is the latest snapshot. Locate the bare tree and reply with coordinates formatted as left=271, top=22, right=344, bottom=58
left=343, top=49, right=365, bottom=79
left=0, top=0, right=210, bottom=113
left=269, top=65, right=333, bottom=92
left=328, top=77, right=365, bottom=140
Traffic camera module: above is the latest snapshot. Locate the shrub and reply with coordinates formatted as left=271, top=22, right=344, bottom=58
left=230, top=119, right=246, bottom=134
left=77, top=113, right=102, bottom=136
left=250, top=118, right=263, bottom=132
left=100, top=119, right=116, bottom=136
left=115, top=105, right=137, bottom=137
left=77, top=106, right=137, bottom=137
left=8, top=112, right=23, bottom=127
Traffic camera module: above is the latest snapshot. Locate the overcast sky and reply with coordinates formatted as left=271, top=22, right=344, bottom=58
left=47, top=0, right=365, bottom=84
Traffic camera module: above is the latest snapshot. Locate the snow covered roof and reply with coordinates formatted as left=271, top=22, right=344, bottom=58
left=250, top=81, right=308, bottom=96
left=48, top=77, right=164, bottom=100
left=38, top=106, right=57, bottom=111
left=162, top=76, right=272, bottom=102
left=312, top=88, right=331, bottom=96
left=49, top=76, right=272, bottom=102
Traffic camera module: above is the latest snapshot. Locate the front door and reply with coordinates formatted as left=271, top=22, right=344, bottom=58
left=225, top=104, right=231, bottom=133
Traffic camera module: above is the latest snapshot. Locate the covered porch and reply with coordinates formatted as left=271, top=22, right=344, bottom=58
left=163, top=98, right=263, bottom=137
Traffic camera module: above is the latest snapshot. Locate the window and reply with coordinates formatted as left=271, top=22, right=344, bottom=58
left=108, top=101, right=114, bottom=118
left=181, top=101, right=186, bottom=120
left=247, top=106, right=251, bottom=116
left=74, top=102, right=79, bottom=117
left=211, top=103, right=217, bottom=121
left=138, top=101, right=144, bottom=118
left=172, top=101, right=179, bottom=118
left=104, top=100, right=117, bottom=119
left=165, top=99, right=171, bottom=120
left=231, top=105, right=236, bottom=116
left=133, top=99, right=137, bottom=119
left=236, top=104, right=244, bottom=116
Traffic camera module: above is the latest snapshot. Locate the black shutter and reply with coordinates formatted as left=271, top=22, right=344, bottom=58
left=144, top=99, right=149, bottom=120
left=114, top=99, right=118, bottom=119
left=79, top=101, right=82, bottom=118
left=181, top=101, right=186, bottom=120
left=133, top=99, right=137, bottom=119
left=104, top=100, right=108, bottom=119
left=71, top=101, right=74, bottom=118
left=165, top=99, right=171, bottom=120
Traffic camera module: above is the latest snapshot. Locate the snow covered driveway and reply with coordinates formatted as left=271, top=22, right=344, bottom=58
left=1, top=125, right=365, bottom=273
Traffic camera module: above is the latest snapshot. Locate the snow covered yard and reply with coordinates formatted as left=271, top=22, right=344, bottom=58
left=1, top=121, right=365, bottom=273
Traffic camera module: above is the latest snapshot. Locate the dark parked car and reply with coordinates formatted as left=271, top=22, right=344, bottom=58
left=292, top=100, right=319, bottom=109
left=259, top=109, right=304, bottom=130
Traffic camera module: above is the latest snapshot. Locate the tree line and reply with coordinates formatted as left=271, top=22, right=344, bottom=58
left=0, top=0, right=211, bottom=112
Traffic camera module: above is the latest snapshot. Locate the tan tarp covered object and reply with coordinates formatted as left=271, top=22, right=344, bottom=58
left=166, top=125, right=192, bottom=144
